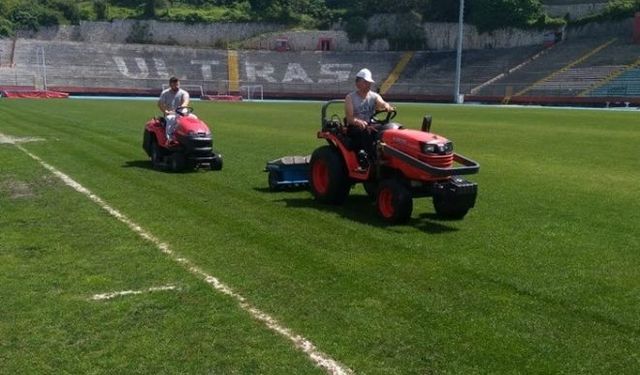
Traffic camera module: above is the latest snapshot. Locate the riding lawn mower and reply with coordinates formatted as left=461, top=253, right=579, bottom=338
left=142, top=106, right=223, bottom=172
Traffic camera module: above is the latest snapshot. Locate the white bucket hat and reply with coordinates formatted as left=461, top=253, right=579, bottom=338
left=356, top=68, right=374, bottom=83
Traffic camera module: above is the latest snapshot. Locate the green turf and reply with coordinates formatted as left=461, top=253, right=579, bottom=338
left=1, top=99, right=639, bottom=374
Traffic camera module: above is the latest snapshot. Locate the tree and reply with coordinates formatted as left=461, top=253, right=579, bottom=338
left=144, top=0, right=168, bottom=18
left=468, top=0, right=544, bottom=32
left=94, top=0, right=108, bottom=21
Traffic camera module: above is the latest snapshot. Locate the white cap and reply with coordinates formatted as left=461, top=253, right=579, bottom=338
left=355, top=68, right=374, bottom=83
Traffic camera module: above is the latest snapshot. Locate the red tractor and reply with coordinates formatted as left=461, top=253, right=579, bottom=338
left=310, top=100, right=479, bottom=224
left=142, top=107, right=223, bottom=172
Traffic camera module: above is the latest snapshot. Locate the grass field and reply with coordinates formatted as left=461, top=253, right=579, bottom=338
left=1, top=99, right=639, bottom=374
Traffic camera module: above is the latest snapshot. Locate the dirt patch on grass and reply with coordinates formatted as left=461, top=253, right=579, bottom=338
left=1, top=179, right=35, bottom=199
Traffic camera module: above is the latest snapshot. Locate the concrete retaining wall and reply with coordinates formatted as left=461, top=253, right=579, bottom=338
left=543, top=3, right=608, bottom=20
left=10, top=17, right=634, bottom=53
left=17, top=20, right=284, bottom=47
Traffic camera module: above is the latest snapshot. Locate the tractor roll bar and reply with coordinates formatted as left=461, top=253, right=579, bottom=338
left=321, top=99, right=345, bottom=127
left=382, top=143, right=480, bottom=177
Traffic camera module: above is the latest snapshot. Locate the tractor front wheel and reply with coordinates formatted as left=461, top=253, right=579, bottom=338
left=377, top=179, right=413, bottom=224
left=210, top=155, right=223, bottom=171
left=309, top=146, right=350, bottom=204
left=169, top=153, right=186, bottom=172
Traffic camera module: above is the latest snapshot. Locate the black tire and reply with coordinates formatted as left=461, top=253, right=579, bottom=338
left=268, top=171, right=280, bottom=191
left=433, top=195, right=469, bottom=220
left=210, top=155, right=223, bottom=171
left=376, top=179, right=413, bottom=224
left=309, top=145, right=350, bottom=204
left=363, top=181, right=378, bottom=200
left=151, top=139, right=164, bottom=170
left=169, top=153, right=187, bottom=172
left=143, top=130, right=152, bottom=157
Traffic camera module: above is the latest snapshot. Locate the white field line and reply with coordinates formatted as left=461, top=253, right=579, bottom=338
left=8, top=137, right=353, bottom=375
left=0, top=134, right=44, bottom=144
left=92, top=285, right=179, bottom=301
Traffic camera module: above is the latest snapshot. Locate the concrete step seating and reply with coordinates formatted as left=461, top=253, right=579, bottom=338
left=590, top=68, right=640, bottom=96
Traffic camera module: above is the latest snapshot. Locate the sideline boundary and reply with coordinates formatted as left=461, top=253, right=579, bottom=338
left=7, top=136, right=353, bottom=375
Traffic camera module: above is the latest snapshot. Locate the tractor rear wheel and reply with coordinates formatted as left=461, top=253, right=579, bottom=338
left=376, top=179, right=413, bottom=224
left=151, top=139, right=164, bottom=170
left=310, top=145, right=350, bottom=204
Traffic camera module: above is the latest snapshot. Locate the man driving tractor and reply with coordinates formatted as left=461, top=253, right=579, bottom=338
left=158, top=76, right=190, bottom=143
left=345, top=68, right=395, bottom=169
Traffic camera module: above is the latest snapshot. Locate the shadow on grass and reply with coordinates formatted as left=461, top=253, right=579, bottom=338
left=122, top=160, right=216, bottom=174
left=253, top=186, right=310, bottom=194
left=123, top=160, right=153, bottom=169
left=276, top=194, right=458, bottom=234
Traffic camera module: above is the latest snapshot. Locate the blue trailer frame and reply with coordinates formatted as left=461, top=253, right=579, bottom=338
left=264, top=155, right=310, bottom=190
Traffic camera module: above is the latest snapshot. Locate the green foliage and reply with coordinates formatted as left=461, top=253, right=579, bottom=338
left=9, top=2, right=60, bottom=30
left=344, top=15, right=367, bottom=43
left=388, top=10, right=425, bottom=50
left=422, top=0, right=462, bottom=22
left=0, top=17, right=13, bottom=36
left=571, top=0, right=640, bottom=25
left=468, top=0, right=546, bottom=32
left=93, top=0, right=108, bottom=21
left=49, top=0, right=84, bottom=24
left=144, top=0, right=169, bottom=18
left=222, top=1, right=252, bottom=22
left=248, top=0, right=329, bottom=24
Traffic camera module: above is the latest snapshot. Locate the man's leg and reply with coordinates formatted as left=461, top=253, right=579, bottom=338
left=165, top=114, right=176, bottom=142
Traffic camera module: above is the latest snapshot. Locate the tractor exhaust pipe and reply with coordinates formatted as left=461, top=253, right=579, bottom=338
left=421, top=115, right=432, bottom=132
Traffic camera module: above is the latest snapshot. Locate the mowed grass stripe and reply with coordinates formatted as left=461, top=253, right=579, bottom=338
left=2, top=99, right=639, bottom=374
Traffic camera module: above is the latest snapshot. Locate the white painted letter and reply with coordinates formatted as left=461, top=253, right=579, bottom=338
left=245, top=62, right=277, bottom=83
left=318, top=64, right=352, bottom=83
left=191, top=60, right=220, bottom=80
left=113, top=56, right=149, bottom=79
left=154, top=58, right=169, bottom=78
left=283, top=63, right=313, bottom=83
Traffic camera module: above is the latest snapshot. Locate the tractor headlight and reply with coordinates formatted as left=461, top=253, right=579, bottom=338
left=421, top=143, right=437, bottom=154
left=420, top=141, right=453, bottom=154
left=188, top=131, right=210, bottom=137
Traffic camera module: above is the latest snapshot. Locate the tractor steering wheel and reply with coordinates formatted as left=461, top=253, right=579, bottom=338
left=369, top=109, right=397, bottom=125
left=175, top=106, right=193, bottom=116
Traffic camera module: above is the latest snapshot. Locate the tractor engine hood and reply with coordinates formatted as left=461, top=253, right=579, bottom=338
left=381, top=128, right=452, bottom=156
left=176, top=115, right=211, bottom=137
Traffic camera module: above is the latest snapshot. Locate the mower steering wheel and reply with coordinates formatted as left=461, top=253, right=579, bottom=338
left=175, top=106, right=193, bottom=116
left=370, top=109, right=397, bottom=125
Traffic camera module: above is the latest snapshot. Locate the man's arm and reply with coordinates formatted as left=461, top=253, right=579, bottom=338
left=179, top=90, right=190, bottom=108
left=375, top=94, right=394, bottom=112
left=158, top=92, right=171, bottom=115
